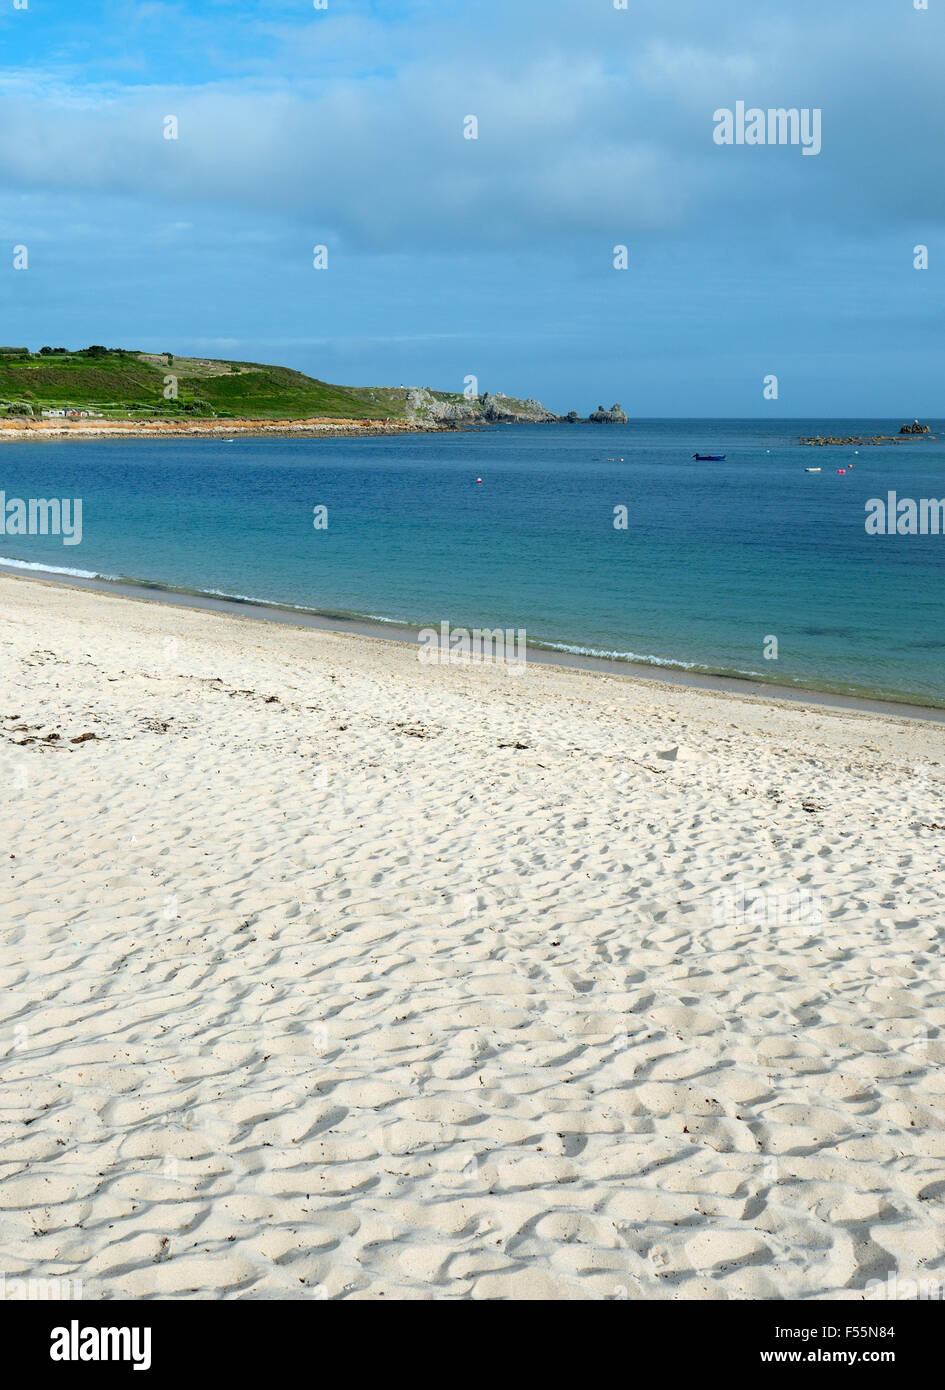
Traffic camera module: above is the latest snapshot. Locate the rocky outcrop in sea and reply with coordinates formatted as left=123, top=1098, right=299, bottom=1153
left=587, top=403, right=629, bottom=424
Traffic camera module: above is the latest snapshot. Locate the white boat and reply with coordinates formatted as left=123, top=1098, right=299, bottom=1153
left=805, top=467, right=821, bottom=472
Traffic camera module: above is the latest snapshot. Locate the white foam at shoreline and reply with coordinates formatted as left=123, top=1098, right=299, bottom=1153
left=0, top=555, right=107, bottom=580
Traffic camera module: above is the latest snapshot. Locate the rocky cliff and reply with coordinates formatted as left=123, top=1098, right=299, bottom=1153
left=405, top=388, right=628, bottom=425
left=405, top=388, right=558, bottom=424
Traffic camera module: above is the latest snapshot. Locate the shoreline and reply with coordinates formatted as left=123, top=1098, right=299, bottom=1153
left=0, top=415, right=458, bottom=443
left=2, top=560, right=942, bottom=723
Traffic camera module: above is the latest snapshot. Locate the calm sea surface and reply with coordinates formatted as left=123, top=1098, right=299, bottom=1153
left=1, top=419, right=943, bottom=706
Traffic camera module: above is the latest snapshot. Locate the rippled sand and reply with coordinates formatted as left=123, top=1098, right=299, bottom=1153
left=2, top=574, right=944, bottom=1300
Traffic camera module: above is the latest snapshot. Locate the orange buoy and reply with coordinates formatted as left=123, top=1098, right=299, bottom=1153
left=476, top=477, right=483, bottom=484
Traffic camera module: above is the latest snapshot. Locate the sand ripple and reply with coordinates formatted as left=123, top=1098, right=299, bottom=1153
left=2, top=577, right=945, bottom=1299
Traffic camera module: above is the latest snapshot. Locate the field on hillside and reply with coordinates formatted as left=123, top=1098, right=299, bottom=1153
left=0, top=349, right=411, bottom=420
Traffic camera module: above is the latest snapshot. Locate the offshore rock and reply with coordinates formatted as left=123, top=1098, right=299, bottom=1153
left=588, top=403, right=629, bottom=424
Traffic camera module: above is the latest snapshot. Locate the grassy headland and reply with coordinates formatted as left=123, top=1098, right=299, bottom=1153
left=0, top=346, right=553, bottom=425
left=0, top=346, right=407, bottom=421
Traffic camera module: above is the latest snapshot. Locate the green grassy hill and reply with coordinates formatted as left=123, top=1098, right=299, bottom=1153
left=0, top=347, right=413, bottom=421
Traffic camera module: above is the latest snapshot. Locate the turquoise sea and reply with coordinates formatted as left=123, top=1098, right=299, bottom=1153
left=1, top=419, right=943, bottom=707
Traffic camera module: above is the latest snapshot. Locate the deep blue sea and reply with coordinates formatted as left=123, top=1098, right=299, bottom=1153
left=1, top=420, right=943, bottom=706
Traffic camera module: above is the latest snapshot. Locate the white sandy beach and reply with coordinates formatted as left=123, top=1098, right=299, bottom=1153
left=1, top=572, right=944, bottom=1301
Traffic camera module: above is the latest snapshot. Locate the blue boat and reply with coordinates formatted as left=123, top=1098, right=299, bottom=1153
left=692, top=453, right=726, bottom=461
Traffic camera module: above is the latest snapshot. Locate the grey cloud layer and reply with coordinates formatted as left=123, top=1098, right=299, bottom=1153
left=1, top=1, right=942, bottom=249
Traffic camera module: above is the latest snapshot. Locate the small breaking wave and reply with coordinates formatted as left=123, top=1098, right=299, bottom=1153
left=0, top=555, right=111, bottom=580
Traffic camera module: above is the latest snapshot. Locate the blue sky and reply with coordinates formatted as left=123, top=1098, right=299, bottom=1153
left=1, top=0, right=943, bottom=415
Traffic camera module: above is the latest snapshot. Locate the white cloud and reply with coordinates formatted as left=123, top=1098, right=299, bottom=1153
left=0, top=1, right=942, bottom=250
